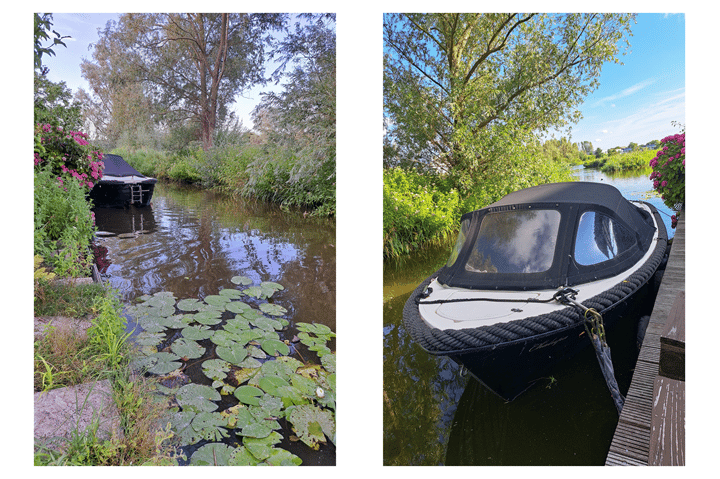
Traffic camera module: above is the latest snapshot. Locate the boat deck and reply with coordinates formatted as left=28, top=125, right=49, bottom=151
left=605, top=212, right=685, bottom=466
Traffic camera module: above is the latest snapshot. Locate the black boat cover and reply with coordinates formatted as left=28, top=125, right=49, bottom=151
left=101, top=153, right=148, bottom=178
left=437, top=182, right=657, bottom=291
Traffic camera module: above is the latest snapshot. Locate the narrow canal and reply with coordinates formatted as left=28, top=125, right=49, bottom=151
left=383, top=167, right=676, bottom=466
left=92, top=182, right=336, bottom=465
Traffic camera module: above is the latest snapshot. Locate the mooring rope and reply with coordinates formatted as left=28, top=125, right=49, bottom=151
left=555, top=291, right=625, bottom=414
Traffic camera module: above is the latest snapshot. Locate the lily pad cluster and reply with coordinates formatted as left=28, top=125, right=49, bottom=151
left=126, top=277, right=335, bottom=466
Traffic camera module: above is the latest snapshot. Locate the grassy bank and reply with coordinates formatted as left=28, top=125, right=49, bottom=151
left=114, top=144, right=336, bottom=217
left=33, top=272, right=181, bottom=465
left=582, top=149, right=656, bottom=173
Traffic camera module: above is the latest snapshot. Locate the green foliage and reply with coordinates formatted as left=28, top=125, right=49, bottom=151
left=599, top=149, right=655, bottom=173
left=384, top=13, right=634, bottom=194
left=34, top=13, right=68, bottom=71
left=383, top=168, right=461, bottom=259
left=34, top=165, right=96, bottom=277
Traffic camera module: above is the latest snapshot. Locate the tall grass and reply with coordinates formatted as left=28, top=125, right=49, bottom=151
left=118, top=143, right=336, bottom=216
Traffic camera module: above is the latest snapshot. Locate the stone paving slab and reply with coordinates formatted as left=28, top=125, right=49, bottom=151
left=34, top=379, right=121, bottom=452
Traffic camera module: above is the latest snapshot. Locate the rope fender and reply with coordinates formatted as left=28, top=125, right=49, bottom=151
left=403, top=210, right=667, bottom=355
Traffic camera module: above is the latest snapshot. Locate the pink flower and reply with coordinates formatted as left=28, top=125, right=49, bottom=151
left=661, top=180, right=668, bottom=187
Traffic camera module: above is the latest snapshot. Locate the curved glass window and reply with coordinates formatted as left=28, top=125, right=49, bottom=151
left=446, top=218, right=470, bottom=267
left=574, top=211, right=636, bottom=266
left=464, top=209, right=560, bottom=274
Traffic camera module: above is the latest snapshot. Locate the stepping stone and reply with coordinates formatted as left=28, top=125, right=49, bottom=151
left=34, top=379, right=121, bottom=452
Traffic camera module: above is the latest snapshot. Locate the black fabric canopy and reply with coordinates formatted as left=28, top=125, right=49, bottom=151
left=437, top=182, right=657, bottom=291
left=101, top=153, right=147, bottom=178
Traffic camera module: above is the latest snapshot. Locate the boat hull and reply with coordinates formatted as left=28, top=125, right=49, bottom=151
left=89, top=180, right=156, bottom=208
left=447, top=284, right=650, bottom=400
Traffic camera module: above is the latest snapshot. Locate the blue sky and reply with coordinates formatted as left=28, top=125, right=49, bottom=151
left=565, top=13, right=685, bottom=150
left=41, top=13, right=284, bottom=132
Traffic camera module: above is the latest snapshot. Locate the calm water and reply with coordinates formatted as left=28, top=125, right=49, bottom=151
left=383, top=168, right=674, bottom=466
left=92, top=182, right=336, bottom=465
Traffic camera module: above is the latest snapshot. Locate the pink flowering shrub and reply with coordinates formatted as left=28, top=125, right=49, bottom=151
left=34, top=123, right=104, bottom=191
left=649, top=129, right=684, bottom=216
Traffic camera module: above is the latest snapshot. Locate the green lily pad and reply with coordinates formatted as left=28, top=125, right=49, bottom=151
left=231, top=275, right=253, bottom=286
left=223, top=316, right=251, bottom=334
left=144, top=352, right=183, bottom=375
left=181, top=324, right=213, bottom=341
left=259, top=376, right=290, bottom=395
left=297, top=322, right=334, bottom=336
left=261, top=339, right=290, bottom=357
left=190, top=442, right=234, bottom=466
left=177, top=298, right=202, bottom=312
left=209, top=329, right=241, bottom=347
left=216, top=343, right=249, bottom=365
left=146, top=293, right=176, bottom=308
left=309, top=344, right=333, bottom=357
left=264, top=447, right=302, bottom=466
left=136, top=314, right=169, bottom=333
left=251, top=316, right=284, bottom=332
left=260, top=281, right=284, bottom=296
left=193, top=310, right=223, bottom=326
left=135, top=331, right=165, bottom=347
left=287, top=404, right=335, bottom=450
left=228, top=446, right=261, bottom=465
left=160, top=314, right=188, bottom=329
left=202, top=359, right=231, bottom=381
left=243, top=431, right=283, bottom=460
left=219, top=288, right=244, bottom=299
left=239, top=421, right=273, bottom=439
left=170, top=338, right=205, bottom=359
left=232, top=367, right=260, bottom=386
left=228, top=446, right=260, bottom=466
left=176, top=383, right=221, bottom=412
left=321, top=352, right=336, bottom=373
left=234, top=385, right=264, bottom=406
left=259, top=302, right=288, bottom=316
left=225, top=301, right=252, bottom=314
left=204, top=294, right=230, bottom=307
left=236, top=329, right=264, bottom=345
left=275, top=385, right=308, bottom=407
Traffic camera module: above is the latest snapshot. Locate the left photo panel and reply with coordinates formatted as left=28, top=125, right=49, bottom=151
left=33, top=13, right=336, bottom=466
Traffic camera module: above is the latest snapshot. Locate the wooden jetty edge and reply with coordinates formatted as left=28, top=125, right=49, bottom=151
left=606, top=213, right=685, bottom=466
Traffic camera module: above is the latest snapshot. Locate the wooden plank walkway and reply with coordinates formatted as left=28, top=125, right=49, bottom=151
left=606, top=213, right=685, bottom=466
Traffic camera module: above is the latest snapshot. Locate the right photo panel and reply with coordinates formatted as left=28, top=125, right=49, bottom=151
left=383, top=13, right=685, bottom=466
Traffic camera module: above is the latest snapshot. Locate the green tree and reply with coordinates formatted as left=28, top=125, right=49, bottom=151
left=246, top=14, right=336, bottom=214
left=81, top=13, right=286, bottom=150
left=34, top=13, right=83, bottom=129
left=384, top=13, right=634, bottom=194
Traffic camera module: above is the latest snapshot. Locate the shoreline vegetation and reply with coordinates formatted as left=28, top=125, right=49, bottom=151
left=383, top=146, right=659, bottom=261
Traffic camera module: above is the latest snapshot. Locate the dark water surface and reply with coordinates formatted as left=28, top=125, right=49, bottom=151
left=93, top=182, right=336, bottom=465
left=383, top=168, right=674, bottom=466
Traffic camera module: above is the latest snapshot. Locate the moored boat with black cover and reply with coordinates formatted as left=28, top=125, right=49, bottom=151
left=89, top=153, right=157, bottom=208
left=403, top=182, right=667, bottom=401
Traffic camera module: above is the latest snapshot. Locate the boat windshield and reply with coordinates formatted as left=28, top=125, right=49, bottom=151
left=464, top=209, right=561, bottom=274
left=574, top=211, right=636, bottom=266
left=446, top=218, right=470, bottom=267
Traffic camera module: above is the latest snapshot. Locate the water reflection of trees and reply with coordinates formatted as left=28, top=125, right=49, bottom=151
left=383, top=295, right=467, bottom=465
left=104, top=184, right=335, bottom=331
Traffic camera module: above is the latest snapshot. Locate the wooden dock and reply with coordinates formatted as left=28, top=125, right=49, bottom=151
left=606, top=213, right=685, bottom=466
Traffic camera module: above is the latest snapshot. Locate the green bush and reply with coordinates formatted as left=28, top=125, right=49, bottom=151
left=34, top=165, right=96, bottom=277
left=383, top=168, right=460, bottom=259
left=167, top=157, right=202, bottom=184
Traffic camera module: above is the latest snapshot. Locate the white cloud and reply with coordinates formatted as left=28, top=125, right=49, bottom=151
left=593, top=78, right=656, bottom=107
